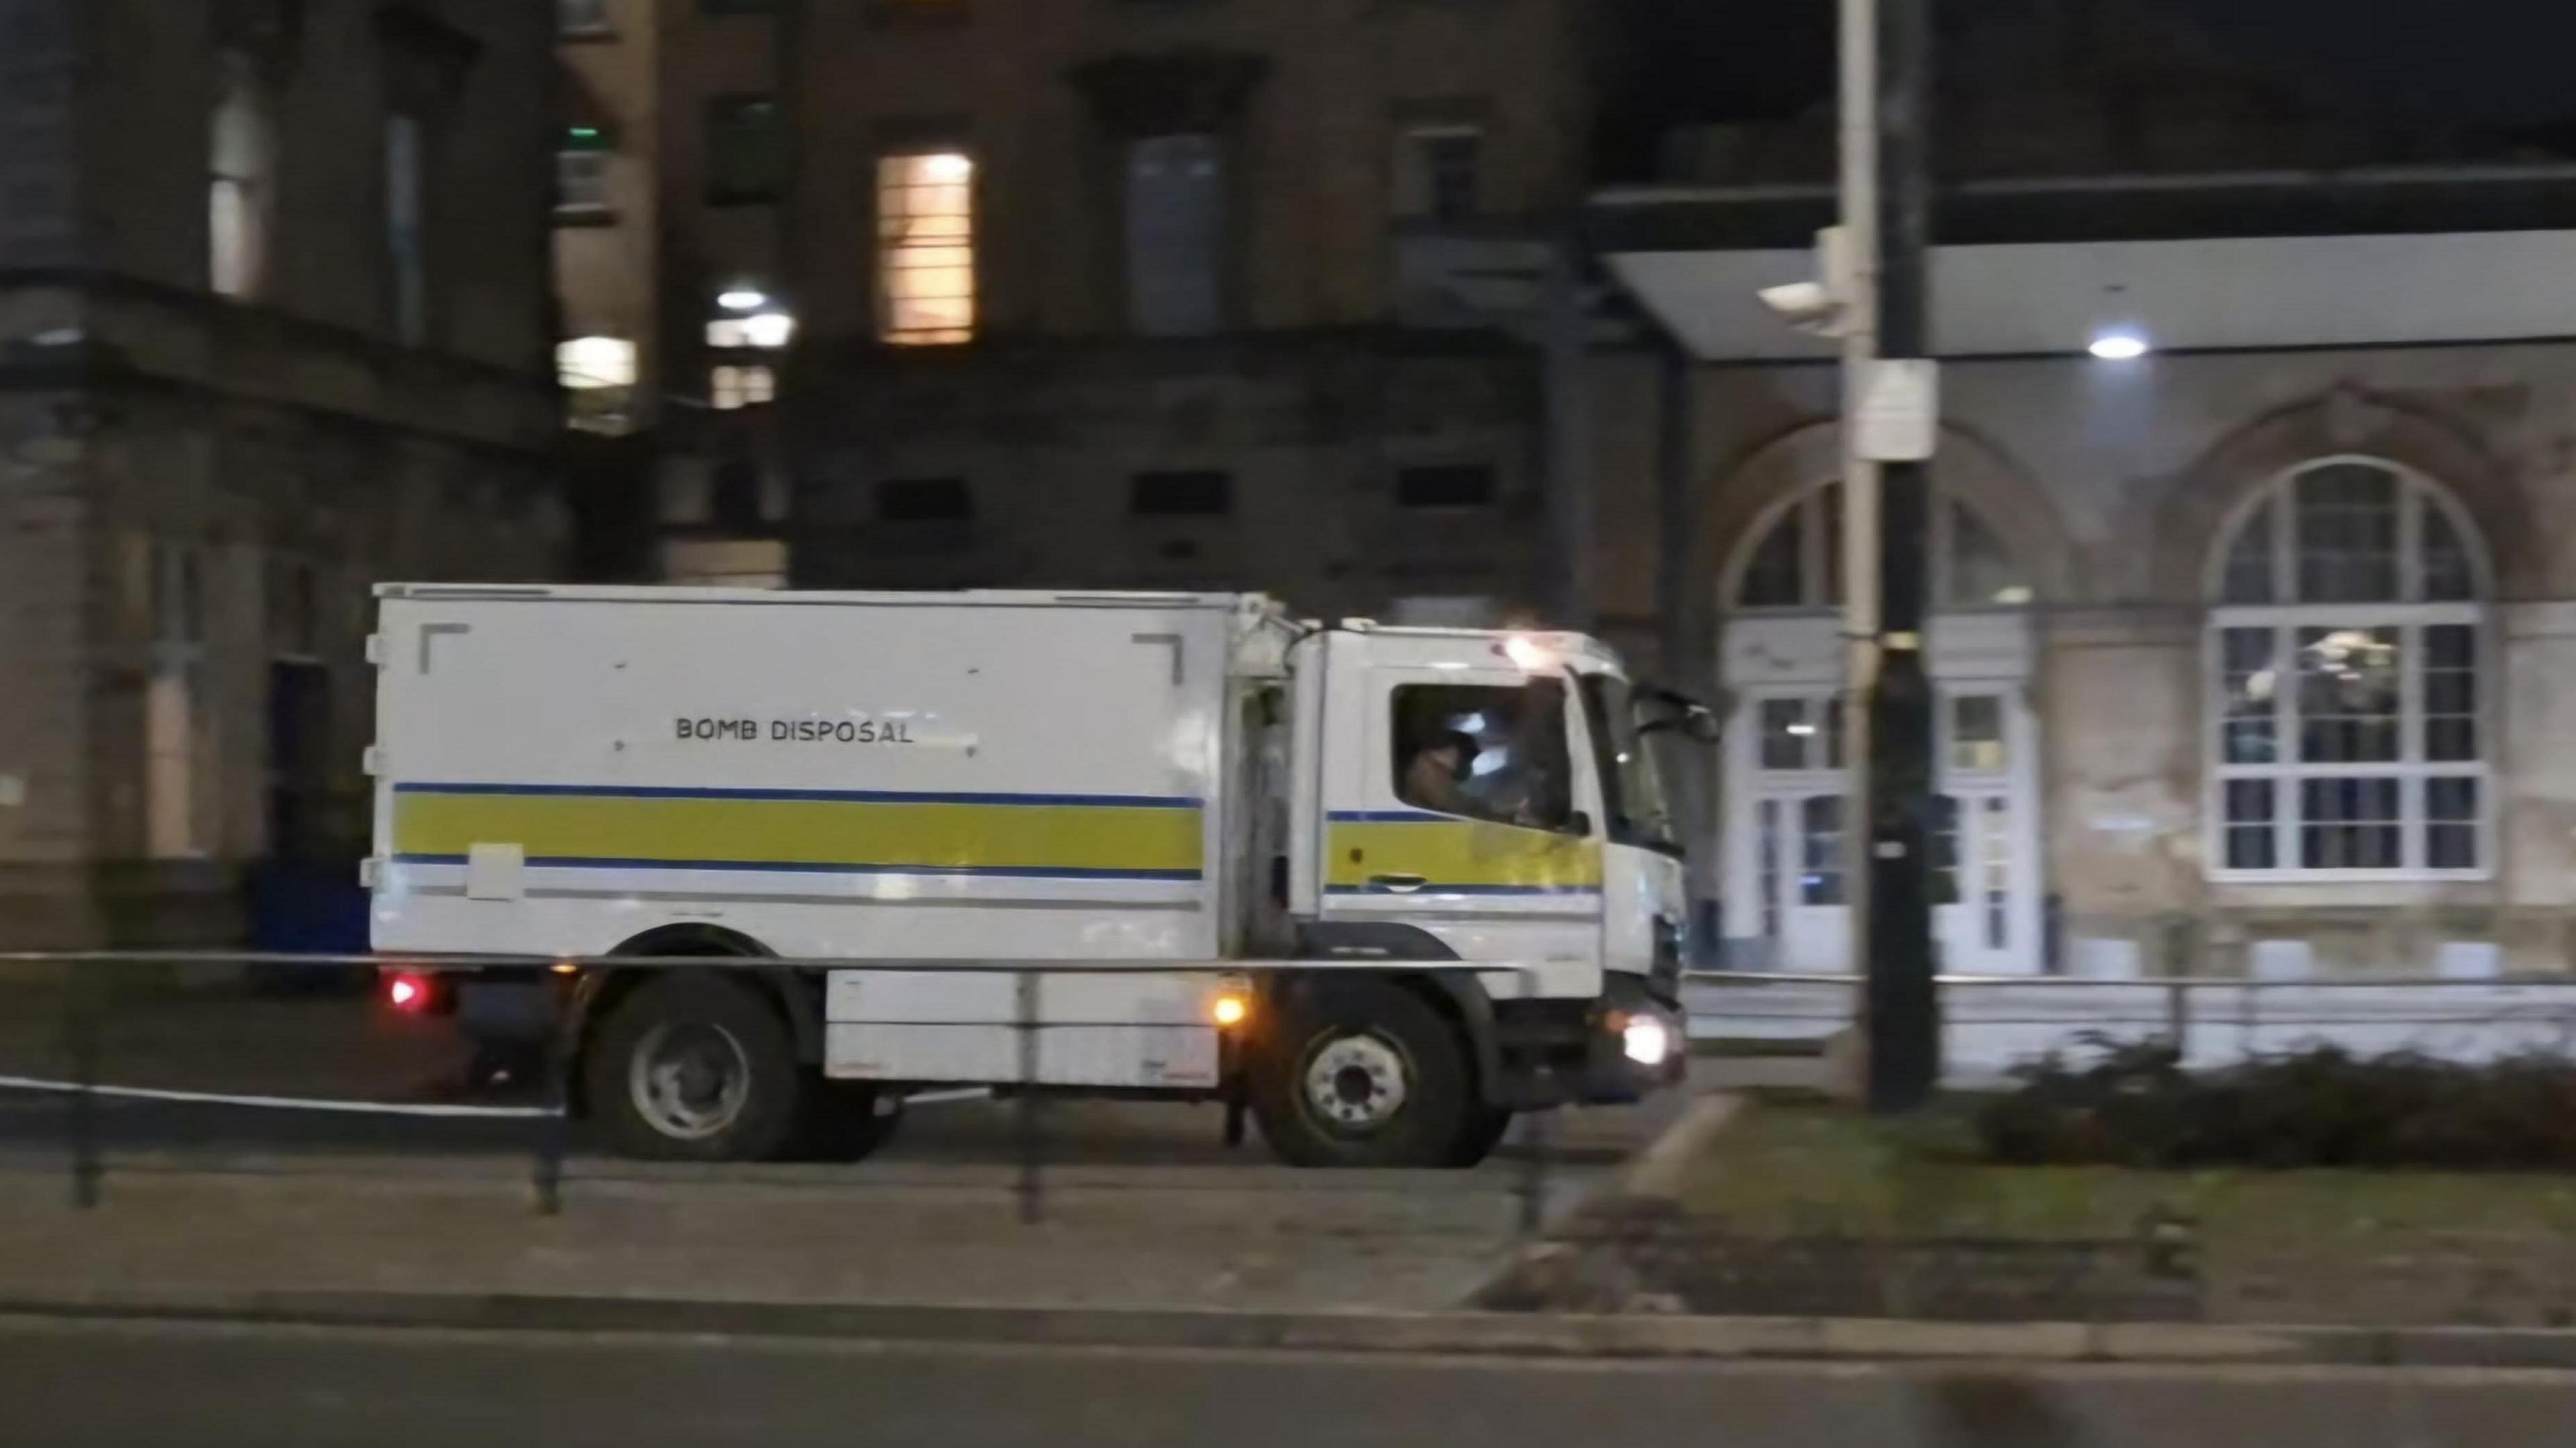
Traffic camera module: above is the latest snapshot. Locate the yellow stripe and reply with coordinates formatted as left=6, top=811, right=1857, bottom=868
left=393, top=793, right=1204, bottom=875
left=1326, top=819, right=1601, bottom=891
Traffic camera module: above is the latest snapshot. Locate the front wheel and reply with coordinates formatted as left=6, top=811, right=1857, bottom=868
left=584, top=974, right=806, bottom=1162
left=1249, top=979, right=1478, bottom=1168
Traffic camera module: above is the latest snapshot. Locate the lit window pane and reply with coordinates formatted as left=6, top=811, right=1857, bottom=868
left=2299, top=777, right=2401, bottom=870
left=1756, top=799, right=1782, bottom=940
left=2428, top=777, right=2479, bottom=870
left=1758, top=699, right=1809, bottom=771
left=1982, top=796, right=2011, bottom=949
left=1950, top=694, right=2006, bottom=773
left=2296, top=463, right=2400, bottom=603
left=1800, top=796, right=1844, bottom=905
left=2220, top=627, right=2279, bottom=765
left=2223, top=779, right=2276, bottom=870
left=878, top=152, right=977, bottom=344
left=1927, top=795, right=1960, bottom=906
left=2296, top=626, right=2401, bottom=763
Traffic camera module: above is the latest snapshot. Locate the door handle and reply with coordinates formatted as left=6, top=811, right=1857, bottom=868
left=1367, top=873, right=1429, bottom=893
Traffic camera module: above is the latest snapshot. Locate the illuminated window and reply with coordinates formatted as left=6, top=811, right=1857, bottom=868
left=209, top=54, right=275, bottom=299
left=877, top=152, right=975, bottom=344
left=557, top=337, right=636, bottom=390
left=710, top=364, right=775, bottom=410
left=2207, top=459, right=2489, bottom=879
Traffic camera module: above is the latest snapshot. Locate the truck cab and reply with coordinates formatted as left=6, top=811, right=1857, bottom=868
left=1279, top=624, right=1689, bottom=1125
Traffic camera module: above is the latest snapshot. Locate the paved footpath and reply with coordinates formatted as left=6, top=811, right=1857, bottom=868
left=0, top=1315, right=2567, bottom=1448
left=0, top=987, right=1697, bottom=1315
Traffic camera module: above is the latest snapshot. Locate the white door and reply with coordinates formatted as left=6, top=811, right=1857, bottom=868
left=1726, top=681, right=2042, bottom=974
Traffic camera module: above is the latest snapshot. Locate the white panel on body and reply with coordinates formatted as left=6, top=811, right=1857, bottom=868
left=824, top=969, right=1221, bottom=1025
left=825, top=1023, right=1220, bottom=1088
left=464, top=843, right=524, bottom=901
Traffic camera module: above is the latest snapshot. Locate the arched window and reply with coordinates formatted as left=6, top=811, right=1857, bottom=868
left=2208, top=458, right=2488, bottom=879
left=1734, top=482, right=2031, bottom=611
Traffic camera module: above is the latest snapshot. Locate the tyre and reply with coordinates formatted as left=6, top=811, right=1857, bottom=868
left=1249, top=978, right=1478, bottom=1168
left=1449, top=1105, right=1514, bottom=1167
left=583, top=973, right=806, bottom=1162
left=794, top=1080, right=904, bottom=1162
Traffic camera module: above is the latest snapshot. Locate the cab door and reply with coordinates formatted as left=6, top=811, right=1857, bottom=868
left=1311, top=633, right=1604, bottom=968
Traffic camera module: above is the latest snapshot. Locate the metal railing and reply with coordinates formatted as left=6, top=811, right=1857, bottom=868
left=0, top=951, right=1571, bottom=1229
left=1683, top=968, right=2576, bottom=1082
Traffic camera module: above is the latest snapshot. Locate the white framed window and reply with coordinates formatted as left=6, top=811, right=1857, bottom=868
left=2206, top=457, right=2491, bottom=881
left=1731, top=482, right=2031, bottom=612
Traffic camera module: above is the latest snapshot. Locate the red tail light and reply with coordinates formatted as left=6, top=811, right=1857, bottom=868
left=386, top=972, right=431, bottom=1012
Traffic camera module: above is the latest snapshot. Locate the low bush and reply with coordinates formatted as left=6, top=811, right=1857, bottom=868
left=1976, top=1037, right=2576, bottom=1170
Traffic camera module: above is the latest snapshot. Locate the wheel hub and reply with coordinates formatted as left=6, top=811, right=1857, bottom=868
left=629, top=1021, right=751, bottom=1140
left=1303, top=1034, right=1410, bottom=1131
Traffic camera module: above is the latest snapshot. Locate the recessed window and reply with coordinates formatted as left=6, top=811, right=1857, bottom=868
left=1395, top=124, right=1483, bottom=224
left=209, top=54, right=276, bottom=300
left=877, top=151, right=976, bottom=344
left=555, top=128, right=612, bottom=215
left=704, top=95, right=785, bottom=205
left=1130, top=470, right=1231, bottom=517
left=384, top=113, right=429, bottom=345
left=876, top=477, right=973, bottom=522
left=2208, top=457, right=2489, bottom=879
left=1395, top=464, right=1495, bottom=509
left=557, top=0, right=613, bottom=34
left=1126, top=134, right=1224, bottom=337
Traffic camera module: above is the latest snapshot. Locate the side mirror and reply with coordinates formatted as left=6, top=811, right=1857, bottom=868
left=1562, top=810, right=1594, bottom=838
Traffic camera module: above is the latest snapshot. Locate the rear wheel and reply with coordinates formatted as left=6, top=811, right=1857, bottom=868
left=1250, top=979, right=1477, bottom=1168
left=584, top=974, right=806, bottom=1162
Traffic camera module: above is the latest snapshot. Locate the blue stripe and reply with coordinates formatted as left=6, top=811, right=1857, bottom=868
left=1326, top=810, right=1456, bottom=824
left=392, top=783, right=1203, bottom=810
left=1325, top=883, right=1602, bottom=897
left=392, top=854, right=1202, bottom=882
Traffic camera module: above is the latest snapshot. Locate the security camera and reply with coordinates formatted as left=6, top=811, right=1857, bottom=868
left=1758, top=280, right=1845, bottom=335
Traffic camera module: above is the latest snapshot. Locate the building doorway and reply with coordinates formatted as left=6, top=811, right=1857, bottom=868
left=1719, top=482, right=2045, bottom=974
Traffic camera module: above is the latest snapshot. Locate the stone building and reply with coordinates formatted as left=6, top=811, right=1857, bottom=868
left=0, top=0, right=567, bottom=945
left=1593, top=3, right=2576, bottom=978
left=549, top=0, right=1609, bottom=618
left=552, top=0, right=2576, bottom=979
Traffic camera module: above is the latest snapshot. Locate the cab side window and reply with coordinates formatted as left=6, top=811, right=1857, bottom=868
left=1390, top=681, right=1573, bottom=831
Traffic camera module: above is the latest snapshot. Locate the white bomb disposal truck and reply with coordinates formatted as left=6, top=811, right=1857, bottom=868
left=367, top=586, right=1694, bottom=1166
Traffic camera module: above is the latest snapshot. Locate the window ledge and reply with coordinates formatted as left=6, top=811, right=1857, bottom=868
left=551, top=205, right=619, bottom=228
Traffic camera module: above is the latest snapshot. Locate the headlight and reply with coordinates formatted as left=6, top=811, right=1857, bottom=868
left=1621, top=1016, right=1672, bottom=1068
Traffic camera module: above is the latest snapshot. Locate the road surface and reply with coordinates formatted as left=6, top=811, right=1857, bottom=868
left=0, top=1315, right=2565, bottom=1448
